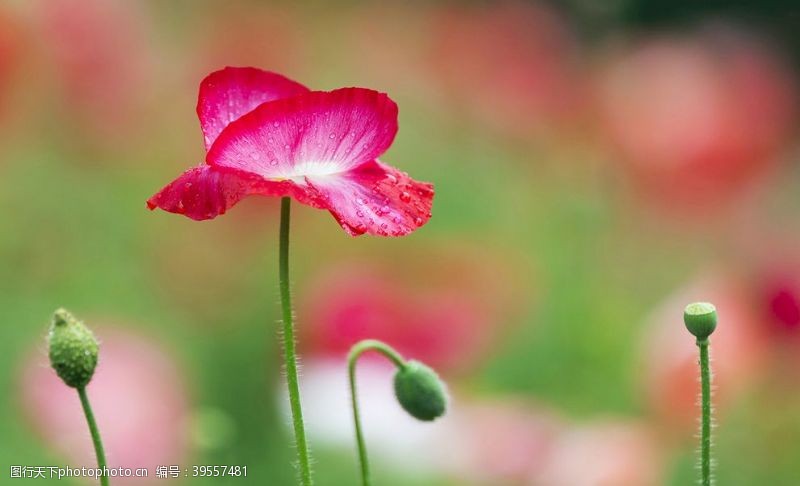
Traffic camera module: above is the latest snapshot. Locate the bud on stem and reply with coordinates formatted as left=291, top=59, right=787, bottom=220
left=48, top=308, right=99, bottom=388
left=348, top=339, right=448, bottom=486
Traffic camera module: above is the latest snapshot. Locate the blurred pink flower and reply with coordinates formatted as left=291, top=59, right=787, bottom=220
left=300, top=245, right=526, bottom=374
left=429, top=2, right=584, bottom=138
left=641, top=272, right=767, bottom=432
left=191, top=4, right=305, bottom=81
left=340, top=4, right=438, bottom=103
left=440, top=400, right=562, bottom=484
left=534, top=421, right=663, bottom=486
left=19, top=326, right=189, bottom=484
left=595, top=27, right=797, bottom=211
left=0, top=6, right=22, bottom=125
left=34, top=0, right=151, bottom=140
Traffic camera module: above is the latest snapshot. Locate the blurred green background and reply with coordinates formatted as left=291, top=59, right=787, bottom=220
left=2, top=0, right=800, bottom=484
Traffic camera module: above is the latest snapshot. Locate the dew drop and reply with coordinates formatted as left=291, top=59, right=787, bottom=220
left=400, top=192, right=411, bottom=202
left=269, top=159, right=279, bottom=166
left=414, top=217, right=424, bottom=226
left=356, top=210, right=364, bottom=218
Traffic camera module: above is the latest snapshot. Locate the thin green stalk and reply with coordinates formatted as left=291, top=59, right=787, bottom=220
left=698, top=339, right=712, bottom=486
left=278, top=197, right=312, bottom=485
left=78, top=387, right=109, bottom=486
left=348, top=340, right=407, bottom=486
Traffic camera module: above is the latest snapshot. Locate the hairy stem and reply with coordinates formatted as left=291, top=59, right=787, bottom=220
left=698, top=339, right=712, bottom=486
left=279, top=197, right=312, bottom=485
left=78, top=387, right=109, bottom=486
left=348, top=340, right=407, bottom=486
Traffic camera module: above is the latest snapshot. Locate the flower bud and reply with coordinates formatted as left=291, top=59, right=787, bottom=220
left=684, top=302, right=717, bottom=341
left=393, top=360, right=447, bottom=421
left=48, top=308, right=99, bottom=388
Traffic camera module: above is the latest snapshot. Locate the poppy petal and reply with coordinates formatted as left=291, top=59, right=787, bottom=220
left=207, top=88, right=398, bottom=180
left=305, top=160, right=434, bottom=236
left=197, top=67, right=309, bottom=150
left=146, top=165, right=309, bottom=221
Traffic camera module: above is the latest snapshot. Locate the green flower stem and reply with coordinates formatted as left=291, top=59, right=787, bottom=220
left=348, top=340, right=408, bottom=486
left=698, top=338, right=712, bottom=486
left=278, top=197, right=312, bottom=486
left=77, top=387, right=109, bottom=486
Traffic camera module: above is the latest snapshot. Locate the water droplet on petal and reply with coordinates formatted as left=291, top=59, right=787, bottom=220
left=414, top=217, right=424, bottom=226
left=400, top=192, right=411, bottom=202
left=356, top=210, right=364, bottom=218
left=269, top=159, right=278, bottom=166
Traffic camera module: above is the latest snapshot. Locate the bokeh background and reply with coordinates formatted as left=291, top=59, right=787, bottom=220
left=2, top=0, right=800, bottom=484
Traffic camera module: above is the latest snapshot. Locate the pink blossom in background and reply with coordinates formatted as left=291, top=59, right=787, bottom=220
left=19, top=327, right=189, bottom=484
left=439, top=400, right=562, bottom=484
left=191, top=4, right=305, bottom=80
left=595, top=27, right=797, bottom=212
left=341, top=4, right=438, bottom=102
left=429, top=2, right=584, bottom=138
left=299, top=246, right=526, bottom=375
left=148, top=67, right=434, bottom=237
left=34, top=0, right=151, bottom=140
left=534, top=421, right=663, bottom=486
left=0, top=6, right=22, bottom=125
left=641, top=272, right=767, bottom=433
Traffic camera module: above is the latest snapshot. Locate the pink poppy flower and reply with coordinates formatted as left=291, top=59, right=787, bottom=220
left=19, top=326, right=189, bottom=485
left=147, top=67, right=434, bottom=237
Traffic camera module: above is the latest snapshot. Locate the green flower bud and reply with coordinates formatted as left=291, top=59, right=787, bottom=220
left=48, top=308, right=99, bottom=388
left=393, top=360, right=447, bottom=421
left=684, top=302, right=717, bottom=341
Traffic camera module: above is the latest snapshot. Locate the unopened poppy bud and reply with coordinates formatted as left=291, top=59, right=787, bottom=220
left=393, top=360, right=447, bottom=421
left=684, top=302, right=717, bottom=341
left=48, top=308, right=99, bottom=388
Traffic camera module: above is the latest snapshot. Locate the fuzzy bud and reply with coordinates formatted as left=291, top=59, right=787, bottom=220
left=48, top=308, right=99, bottom=388
left=393, top=360, right=447, bottom=421
left=684, top=302, right=717, bottom=341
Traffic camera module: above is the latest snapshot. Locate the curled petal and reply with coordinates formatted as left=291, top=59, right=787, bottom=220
left=305, top=160, right=434, bottom=236
left=197, top=67, right=309, bottom=150
left=146, top=165, right=310, bottom=221
left=207, top=88, right=398, bottom=179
